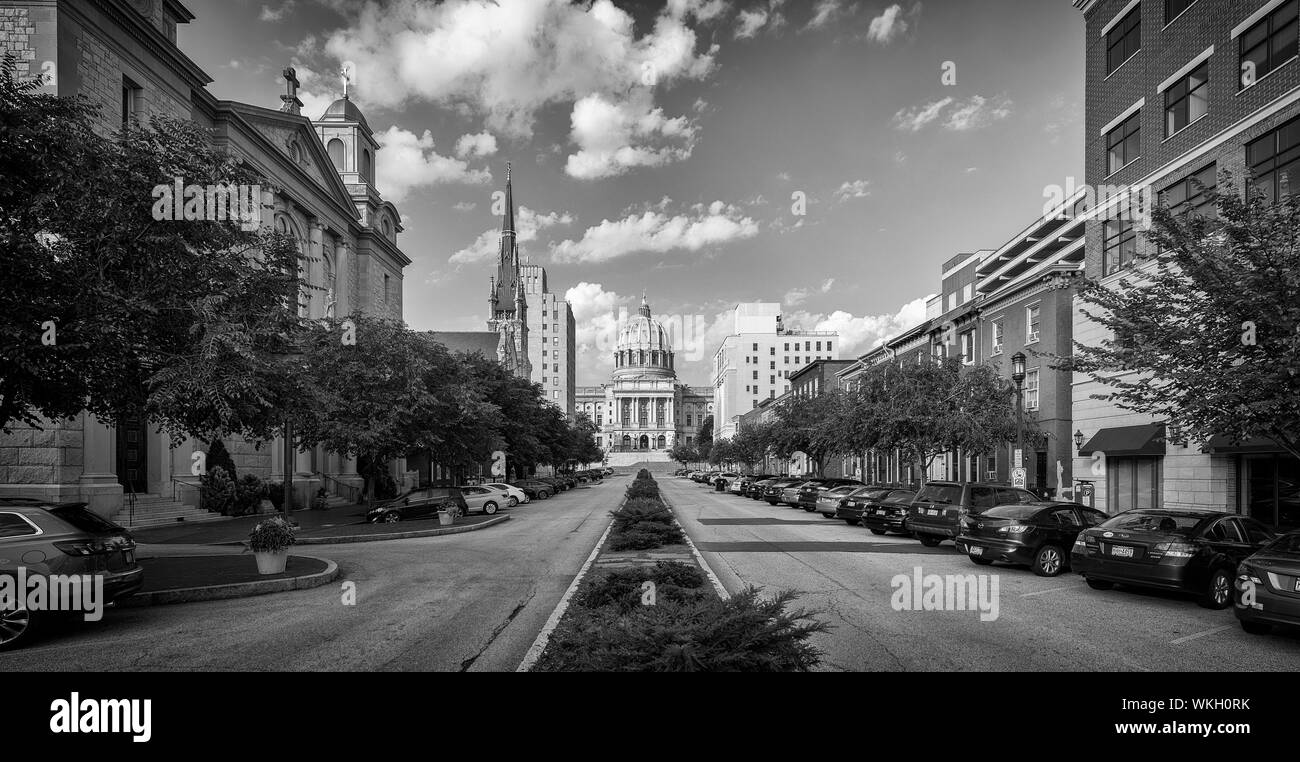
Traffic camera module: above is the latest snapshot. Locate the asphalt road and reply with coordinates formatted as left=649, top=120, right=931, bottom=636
left=663, top=478, right=1300, bottom=672
left=0, top=480, right=619, bottom=672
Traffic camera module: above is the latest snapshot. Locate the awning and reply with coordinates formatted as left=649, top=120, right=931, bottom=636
left=1077, top=423, right=1166, bottom=456
left=1201, top=435, right=1289, bottom=454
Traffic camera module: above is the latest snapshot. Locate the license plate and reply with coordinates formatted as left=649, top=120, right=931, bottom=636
left=928, top=509, right=940, bottom=516
left=968, top=546, right=984, bottom=556
left=1111, top=545, right=1134, bottom=558
left=1294, top=579, right=1300, bottom=592
left=874, top=509, right=885, bottom=515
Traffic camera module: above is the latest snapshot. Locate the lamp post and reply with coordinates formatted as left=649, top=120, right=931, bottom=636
left=1011, top=351, right=1026, bottom=485
left=1073, top=429, right=1085, bottom=451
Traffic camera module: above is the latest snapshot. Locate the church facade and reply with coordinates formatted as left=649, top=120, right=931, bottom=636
left=575, top=298, right=712, bottom=466
left=0, top=0, right=409, bottom=523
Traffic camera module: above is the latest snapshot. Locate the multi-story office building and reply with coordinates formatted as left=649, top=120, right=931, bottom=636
left=1071, top=0, right=1299, bottom=527
left=711, top=303, right=841, bottom=439
left=520, top=264, right=576, bottom=415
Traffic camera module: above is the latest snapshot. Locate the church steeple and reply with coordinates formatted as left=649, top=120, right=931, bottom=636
left=492, top=162, right=519, bottom=315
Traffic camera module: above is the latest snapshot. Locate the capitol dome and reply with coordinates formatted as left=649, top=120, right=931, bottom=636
left=613, top=297, right=675, bottom=379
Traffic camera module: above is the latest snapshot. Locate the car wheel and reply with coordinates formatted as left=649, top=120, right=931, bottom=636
left=844, top=519, right=861, bottom=526
left=1085, top=577, right=1114, bottom=590
left=766, top=500, right=778, bottom=506
left=483, top=501, right=498, bottom=515
left=507, top=496, right=519, bottom=507
left=0, top=605, right=39, bottom=652
left=968, top=554, right=994, bottom=565
left=802, top=505, right=816, bottom=512
left=539, top=490, right=550, bottom=500
left=1200, top=568, right=1233, bottom=610
left=1240, top=619, right=1272, bottom=635
left=821, top=512, right=836, bottom=519
left=868, top=527, right=886, bottom=535
left=383, top=512, right=401, bottom=524
left=1032, top=544, right=1065, bottom=577
left=918, top=535, right=942, bottom=547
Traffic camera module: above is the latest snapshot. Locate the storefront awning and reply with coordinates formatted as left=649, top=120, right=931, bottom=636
left=1077, top=423, right=1166, bottom=456
left=1201, top=435, right=1289, bottom=454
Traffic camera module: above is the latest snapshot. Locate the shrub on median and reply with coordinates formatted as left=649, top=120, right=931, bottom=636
left=609, top=521, right=685, bottom=550
left=610, top=496, right=674, bottom=530
left=534, top=588, right=828, bottom=672
left=575, top=561, right=709, bottom=613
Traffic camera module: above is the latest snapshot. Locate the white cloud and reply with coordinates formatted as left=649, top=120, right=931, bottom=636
left=454, top=131, right=498, bottom=159
left=892, top=94, right=1012, bottom=132
left=565, top=281, right=625, bottom=382
left=564, top=92, right=698, bottom=179
left=784, top=278, right=835, bottom=306
left=550, top=201, right=758, bottom=264
left=892, top=97, right=952, bottom=132
left=735, top=8, right=770, bottom=38
left=318, top=0, right=717, bottom=178
left=787, top=295, right=933, bottom=358
left=260, top=2, right=295, bottom=22
left=866, top=3, right=911, bottom=44
left=375, top=126, right=493, bottom=202
left=833, top=179, right=871, bottom=202
left=804, top=0, right=844, bottom=30
left=449, top=206, right=575, bottom=265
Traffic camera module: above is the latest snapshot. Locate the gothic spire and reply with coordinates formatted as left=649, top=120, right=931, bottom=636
left=493, top=161, right=519, bottom=313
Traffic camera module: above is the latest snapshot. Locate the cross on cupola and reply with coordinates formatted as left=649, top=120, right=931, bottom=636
left=280, top=67, right=302, bottom=115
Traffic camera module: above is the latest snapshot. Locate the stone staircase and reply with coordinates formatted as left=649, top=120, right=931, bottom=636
left=111, top=494, right=226, bottom=530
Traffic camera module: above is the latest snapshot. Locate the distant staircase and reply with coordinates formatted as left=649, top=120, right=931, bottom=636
left=111, top=494, right=226, bottom=530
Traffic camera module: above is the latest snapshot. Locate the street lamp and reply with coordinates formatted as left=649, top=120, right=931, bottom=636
left=1073, top=429, right=1085, bottom=450
left=1011, top=352, right=1026, bottom=484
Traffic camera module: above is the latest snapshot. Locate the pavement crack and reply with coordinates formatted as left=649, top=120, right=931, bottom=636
left=458, top=589, right=537, bottom=672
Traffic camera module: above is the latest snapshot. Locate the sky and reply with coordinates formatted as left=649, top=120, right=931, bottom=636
left=179, top=0, right=1086, bottom=387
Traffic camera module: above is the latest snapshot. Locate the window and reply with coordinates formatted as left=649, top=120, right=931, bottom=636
left=1108, top=456, right=1163, bottom=511
left=947, top=293, right=956, bottom=311
left=816, top=341, right=822, bottom=351
left=552, top=323, right=558, bottom=333
left=362, top=149, right=373, bottom=183
left=383, top=273, right=390, bottom=302
left=542, top=350, right=548, bottom=357
left=827, top=341, right=832, bottom=352
left=960, top=331, right=974, bottom=365
left=1165, top=0, right=1195, bottom=22
left=1247, top=115, right=1300, bottom=203
left=542, top=377, right=548, bottom=384
left=327, top=139, right=345, bottom=171
left=770, top=347, right=775, bottom=355
left=962, top=283, right=973, bottom=303
left=770, top=375, right=776, bottom=384
left=1106, top=5, right=1141, bottom=74
left=795, top=357, right=801, bottom=365
left=752, top=371, right=758, bottom=380
left=991, top=320, right=1004, bottom=354
left=784, top=356, right=789, bottom=364
left=553, top=391, right=559, bottom=400
left=745, top=385, right=751, bottom=393
left=784, top=343, right=790, bottom=351
left=971, top=486, right=999, bottom=509
left=769, top=361, right=775, bottom=369
left=1026, top=304, right=1041, bottom=342
left=543, top=310, right=547, bottom=317
left=1103, top=218, right=1137, bottom=275
left=0, top=513, right=38, bottom=539
left=553, top=337, right=558, bottom=345
left=753, top=343, right=759, bottom=351
left=1107, top=111, right=1141, bottom=174
left=1025, top=369, right=1040, bottom=411
left=121, top=76, right=141, bottom=130
left=1240, top=0, right=1298, bottom=87
left=1164, top=62, right=1208, bottom=136
left=1162, top=163, right=1217, bottom=218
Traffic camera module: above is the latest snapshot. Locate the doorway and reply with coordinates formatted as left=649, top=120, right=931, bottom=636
left=116, top=415, right=148, bottom=494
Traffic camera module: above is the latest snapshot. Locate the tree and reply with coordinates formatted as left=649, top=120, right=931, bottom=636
left=0, top=57, right=311, bottom=441
left=708, top=437, right=735, bottom=468
left=768, top=392, right=850, bottom=476
left=695, top=415, right=714, bottom=461
left=667, top=441, right=699, bottom=468
left=731, top=421, right=775, bottom=472
left=1065, top=176, right=1300, bottom=460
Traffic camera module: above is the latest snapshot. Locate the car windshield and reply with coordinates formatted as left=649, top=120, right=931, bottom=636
left=916, top=484, right=962, bottom=504
left=1264, top=533, right=1300, bottom=554
left=982, top=505, right=1041, bottom=520
left=1099, top=512, right=1201, bottom=536
left=47, top=504, right=124, bottom=534
left=825, top=486, right=857, bottom=496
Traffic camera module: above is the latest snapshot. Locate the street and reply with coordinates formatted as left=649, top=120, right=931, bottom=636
left=0, top=483, right=615, bottom=672
left=663, top=478, right=1300, bottom=672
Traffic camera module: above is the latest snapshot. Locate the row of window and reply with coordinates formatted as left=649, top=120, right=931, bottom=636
left=750, top=340, right=834, bottom=353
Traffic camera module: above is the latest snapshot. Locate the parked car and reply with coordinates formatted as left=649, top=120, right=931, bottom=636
left=1235, top=530, right=1300, bottom=634
left=841, top=487, right=916, bottom=529
left=956, top=501, right=1108, bottom=576
left=511, top=479, right=555, bottom=500
left=367, top=487, right=469, bottom=523
left=908, top=481, right=1039, bottom=547
left=535, top=476, right=569, bottom=493
left=482, top=483, right=528, bottom=507
left=458, top=485, right=512, bottom=515
left=816, top=485, right=868, bottom=518
left=601, top=467, right=615, bottom=477
left=714, top=472, right=740, bottom=490
left=1072, top=509, right=1276, bottom=609
left=778, top=481, right=813, bottom=507
left=0, top=499, right=144, bottom=652
left=761, top=479, right=802, bottom=505
left=797, top=478, right=864, bottom=512
left=737, top=475, right=779, bottom=498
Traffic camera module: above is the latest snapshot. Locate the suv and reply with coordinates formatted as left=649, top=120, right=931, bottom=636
left=908, top=481, right=1039, bottom=547
left=797, top=478, right=864, bottom=511
left=367, top=487, right=470, bottom=523
left=0, top=499, right=145, bottom=651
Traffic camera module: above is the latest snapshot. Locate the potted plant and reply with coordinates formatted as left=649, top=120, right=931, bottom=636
left=247, top=516, right=296, bottom=575
left=437, top=499, right=458, bottom=526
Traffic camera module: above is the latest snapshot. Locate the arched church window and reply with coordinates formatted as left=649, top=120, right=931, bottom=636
left=362, top=149, right=373, bottom=183
left=327, top=139, right=345, bottom=172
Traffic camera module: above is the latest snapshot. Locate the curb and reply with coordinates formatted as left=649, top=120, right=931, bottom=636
left=117, top=555, right=339, bottom=608
left=290, top=514, right=511, bottom=545
left=659, top=491, right=731, bottom=600
left=516, top=496, right=623, bottom=672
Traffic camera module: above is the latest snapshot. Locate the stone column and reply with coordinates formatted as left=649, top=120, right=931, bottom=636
left=308, top=220, right=324, bottom=317
left=77, top=413, right=122, bottom=520
left=335, top=236, right=352, bottom=318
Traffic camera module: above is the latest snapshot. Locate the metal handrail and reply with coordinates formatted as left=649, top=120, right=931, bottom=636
left=319, top=473, right=360, bottom=505
left=172, top=477, right=204, bottom=511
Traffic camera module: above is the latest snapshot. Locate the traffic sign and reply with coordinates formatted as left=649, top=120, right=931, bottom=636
left=1013, top=449, right=1023, bottom=469
left=1011, top=468, right=1027, bottom=488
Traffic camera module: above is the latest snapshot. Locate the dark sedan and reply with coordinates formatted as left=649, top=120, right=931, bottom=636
left=1072, top=509, right=1276, bottom=608
left=845, top=488, right=917, bottom=530
left=797, top=478, right=863, bottom=512
left=761, top=479, right=803, bottom=505
left=957, top=502, right=1108, bottom=576
left=367, top=487, right=470, bottom=523
left=1235, top=530, right=1300, bottom=634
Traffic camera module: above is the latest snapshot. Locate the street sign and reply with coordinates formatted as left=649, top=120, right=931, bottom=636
left=1013, top=449, right=1023, bottom=469
left=1011, top=468, right=1027, bottom=488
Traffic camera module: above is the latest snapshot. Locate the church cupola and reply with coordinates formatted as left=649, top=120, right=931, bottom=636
left=313, top=66, right=379, bottom=190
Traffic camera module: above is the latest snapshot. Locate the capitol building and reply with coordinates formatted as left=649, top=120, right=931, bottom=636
left=575, top=298, right=712, bottom=466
